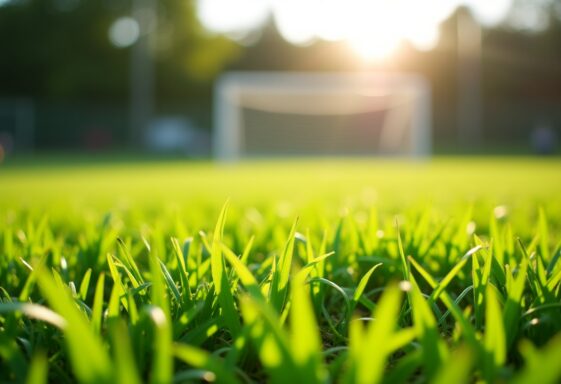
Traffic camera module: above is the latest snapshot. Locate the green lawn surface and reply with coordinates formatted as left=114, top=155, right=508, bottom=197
left=1, top=156, right=561, bottom=383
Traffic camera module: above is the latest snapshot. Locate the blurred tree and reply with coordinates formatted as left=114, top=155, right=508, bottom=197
left=154, top=0, right=240, bottom=99
left=1, top=0, right=560, bottom=151
left=0, top=0, right=240, bottom=101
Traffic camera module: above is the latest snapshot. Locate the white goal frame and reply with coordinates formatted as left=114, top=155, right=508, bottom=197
left=213, top=71, right=431, bottom=161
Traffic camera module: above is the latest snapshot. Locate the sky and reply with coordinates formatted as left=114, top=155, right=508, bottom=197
left=195, top=0, right=547, bottom=60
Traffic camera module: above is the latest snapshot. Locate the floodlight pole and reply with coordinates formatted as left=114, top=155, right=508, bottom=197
left=457, top=8, right=483, bottom=147
left=129, top=0, right=156, bottom=149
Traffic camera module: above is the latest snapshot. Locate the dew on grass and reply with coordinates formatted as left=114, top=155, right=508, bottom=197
left=467, top=221, right=477, bottom=235
left=494, top=205, right=508, bottom=219
left=530, top=318, right=540, bottom=326
left=399, top=280, right=412, bottom=292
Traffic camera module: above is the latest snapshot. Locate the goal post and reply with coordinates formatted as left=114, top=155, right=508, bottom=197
left=213, top=71, right=432, bottom=161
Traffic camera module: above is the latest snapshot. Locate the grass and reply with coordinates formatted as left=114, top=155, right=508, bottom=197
left=1, top=156, right=561, bottom=383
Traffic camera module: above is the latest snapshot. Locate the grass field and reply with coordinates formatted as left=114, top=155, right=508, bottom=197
left=1, top=157, right=561, bottom=383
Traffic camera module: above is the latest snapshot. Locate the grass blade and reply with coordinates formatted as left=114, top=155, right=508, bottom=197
left=483, top=284, right=506, bottom=382
left=269, top=218, right=298, bottom=313
left=346, top=284, right=403, bottom=384
left=25, top=352, right=48, bottom=384
left=350, top=263, right=382, bottom=315
left=147, top=243, right=173, bottom=384
left=433, top=346, right=473, bottom=384
left=211, top=201, right=242, bottom=336
left=410, top=276, right=448, bottom=379
left=513, top=333, right=561, bottom=384
left=36, top=267, right=113, bottom=383
left=290, top=270, right=326, bottom=383
left=173, top=344, right=239, bottom=384
left=109, top=319, right=142, bottom=384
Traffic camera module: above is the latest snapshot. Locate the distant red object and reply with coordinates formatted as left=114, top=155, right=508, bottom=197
left=0, top=131, right=14, bottom=161
left=82, top=127, right=113, bottom=151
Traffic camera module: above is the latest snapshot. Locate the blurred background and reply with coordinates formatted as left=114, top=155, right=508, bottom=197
left=0, top=0, right=560, bottom=160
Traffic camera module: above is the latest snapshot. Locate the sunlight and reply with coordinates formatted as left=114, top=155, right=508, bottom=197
left=342, top=0, right=449, bottom=60
left=464, top=0, right=512, bottom=26
left=314, top=0, right=349, bottom=41
left=345, top=1, right=403, bottom=60
left=196, top=0, right=514, bottom=60
left=395, top=1, right=453, bottom=51
left=271, top=0, right=317, bottom=45
left=348, top=34, right=400, bottom=61
left=196, top=0, right=269, bottom=40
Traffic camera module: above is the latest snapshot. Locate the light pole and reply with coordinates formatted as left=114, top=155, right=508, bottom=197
left=457, top=8, right=483, bottom=148
left=129, top=0, right=156, bottom=149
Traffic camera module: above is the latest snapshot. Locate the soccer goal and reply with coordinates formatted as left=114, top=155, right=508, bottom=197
left=213, top=72, right=431, bottom=161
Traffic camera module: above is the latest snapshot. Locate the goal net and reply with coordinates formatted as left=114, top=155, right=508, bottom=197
left=213, top=72, right=431, bottom=161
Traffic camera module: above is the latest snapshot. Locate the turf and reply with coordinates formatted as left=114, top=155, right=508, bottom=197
left=1, top=157, right=561, bottom=383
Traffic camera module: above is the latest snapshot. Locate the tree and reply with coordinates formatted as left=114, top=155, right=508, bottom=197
left=0, top=0, right=240, bottom=101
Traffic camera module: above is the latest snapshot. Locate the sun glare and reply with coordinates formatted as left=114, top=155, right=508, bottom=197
left=332, top=0, right=450, bottom=60
left=347, top=26, right=402, bottom=61
left=344, top=1, right=405, bottom=60
left=196, top=0, right=270, bottom=40
left=196, top=0, right=513, bottom=60
left=271, top=0, right=317, bottom=45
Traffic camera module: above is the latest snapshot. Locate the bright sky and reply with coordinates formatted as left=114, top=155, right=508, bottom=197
left=196, top=0, right=514, bottom=60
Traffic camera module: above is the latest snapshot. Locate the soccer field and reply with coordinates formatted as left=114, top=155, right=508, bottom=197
left=1, top=157, right=561, bottom=383
left=2, top=156, right=561, bottom=210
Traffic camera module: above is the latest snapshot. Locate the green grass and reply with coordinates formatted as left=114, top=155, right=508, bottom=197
left=1, top=157, right=561, bottom=383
